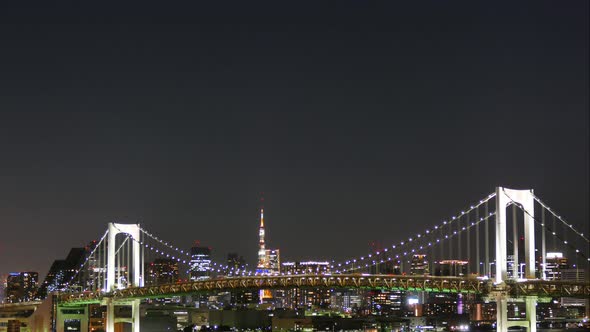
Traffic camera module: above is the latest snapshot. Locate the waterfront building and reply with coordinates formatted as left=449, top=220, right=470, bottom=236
left=5, top=272, right=38, bottom=303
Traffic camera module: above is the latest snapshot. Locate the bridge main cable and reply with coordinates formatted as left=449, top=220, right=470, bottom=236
left=332, top=192, right=496, bottom=273
left=134, top=225, right=253, bottom=276
left=335, top=211, right=496, bottom=274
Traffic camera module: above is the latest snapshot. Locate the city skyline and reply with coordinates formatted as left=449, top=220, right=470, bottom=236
left=2, top=189, right=588, bottom=331
left=0, top=1, right=588, bottom=284
left=3, top=194, right=587, bottom=297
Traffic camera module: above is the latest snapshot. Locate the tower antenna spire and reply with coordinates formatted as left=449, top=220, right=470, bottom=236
left=257, top=192, right=267, bottom=270
left=260, top=192, right=264, bottom=227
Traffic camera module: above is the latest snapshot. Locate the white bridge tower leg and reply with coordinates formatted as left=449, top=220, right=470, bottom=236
left=495, top=187, right=537, bottom=332
left=106, top=223, right=142, bottom=332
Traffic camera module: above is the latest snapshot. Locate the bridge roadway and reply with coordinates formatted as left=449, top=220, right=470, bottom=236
left=58, top=274, right=590, bottom=306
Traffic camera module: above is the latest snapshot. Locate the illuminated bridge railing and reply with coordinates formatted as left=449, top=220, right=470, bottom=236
left=114, top=274, right=488, bottom=299
left=507, top=280, right=590, bottom=298
left=58, top=274, right=488, bottom=304
left=57, top=274, right=590, bottom=306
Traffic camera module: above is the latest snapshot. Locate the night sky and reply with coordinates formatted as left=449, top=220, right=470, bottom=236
left=0, top=2, right=588, bottom=280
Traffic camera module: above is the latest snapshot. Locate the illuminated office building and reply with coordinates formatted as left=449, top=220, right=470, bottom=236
left=37, top=247, right=87, bottom=298
left=227, top=253, right=246, bottom=273
left=266, top=249, right=281, bottom=275
left=369, top=290, right=405, bottom=316
left=410, top=254, right=429, bottom=275
left=146, top=258, right=179, bottom=285
left=434, top=260, right=468, bottom=277
left=281, top=261, right=331, bottom=309
left=189, top=245, right=211, bottom=281
left=5, top=272, right=38, bottom=303
left=545, top=252, right=569, bottom=280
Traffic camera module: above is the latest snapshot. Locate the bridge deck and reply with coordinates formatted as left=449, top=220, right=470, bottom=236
left=57, top=274, right=590, bottom=305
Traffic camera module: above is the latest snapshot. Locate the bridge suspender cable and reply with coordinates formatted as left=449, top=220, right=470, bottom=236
left=503, top=190, right=589, bottom=264
left=139, top=226, right=253, bottom=275
left=484, top=200, right=489, bottom=276
left=475, top=206, right=480, bottom=275
left=541, top=207, right=546, bottom=280
left=552, top=215, right=557, bottom=252
left=458, top=213, right=462, bottom=265
left=336, top=212, right=496, bottom=273
left=64, top=230, right=108, bottom=291
left=466, top=213, right=479, bottom=275
left=333, top=192, right=497, bottom=273
left=533, top=193, right=589, bottom=243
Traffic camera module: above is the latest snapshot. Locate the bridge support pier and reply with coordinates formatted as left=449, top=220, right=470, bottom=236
left=496, top=294, right=537, bottom=332
left=524, top=296, right=537, bottom=332
left=55, top=305, right=89, bottom=332
left=106, top=301, right=115, bottom=332
left=496, top=294, right=508, bottom=332
left=132, top=299, right=140, bottom=332
left=105, top=300, right=141, bottom=332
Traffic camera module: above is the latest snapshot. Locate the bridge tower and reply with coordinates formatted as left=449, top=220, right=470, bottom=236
left=495, top=187, right=537, bottom=332
left=106, top=222, right=143, bottom=332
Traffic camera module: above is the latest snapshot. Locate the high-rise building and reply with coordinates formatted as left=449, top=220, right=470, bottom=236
left=410, top=254, right=429, bottom=275
left=434, top=260, right=468, bottom=277
left=189, top=244, right=211, bottom=281
left=5, top=272, right=38, bottom=303
left=281, top=261, right=331, bottom=309
left=423, top=293, right=461, bottom=316
left=506, top=236, right=526, bottom=279
left=227, top=253, right=247, bottom=274
left=226, top=252, right=255, bottom=306
left=281, top=261, right=330, bottom=275
left=370, top=261, right=401, bottom=274
left=560, top=265, right=586, bottom=312
left=266, top=249, right=280, bottom=275
left=545, top=252, right=569, bottom=280
left=146, top=258, right=179, bottom=285
left=37, top=247, right=87, bottom=298
left=330, top=289, right=364, bottom=314
left=0, top=274, right=6, bottom=303
left=369, top=290, right=405, bottom=316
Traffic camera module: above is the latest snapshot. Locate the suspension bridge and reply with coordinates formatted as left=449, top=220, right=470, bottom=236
left=1, top=187, right=588, bottom=332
